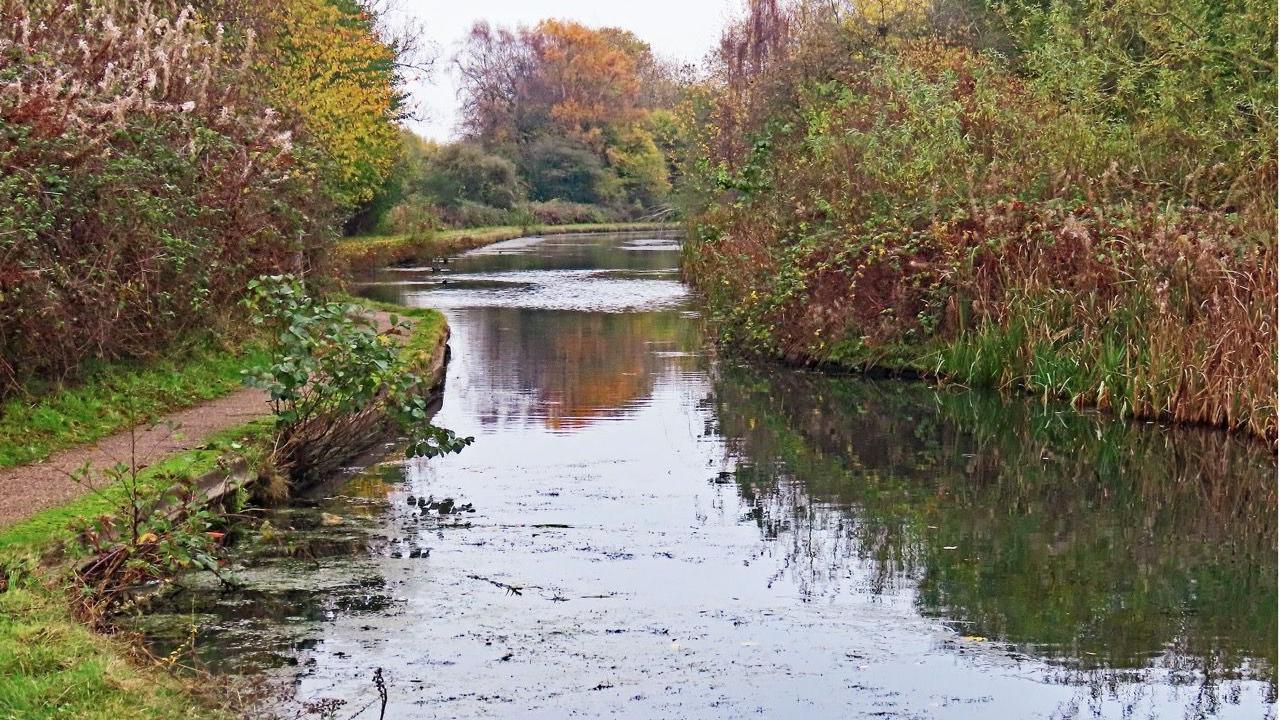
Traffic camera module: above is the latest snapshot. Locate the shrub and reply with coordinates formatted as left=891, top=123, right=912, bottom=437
left=242, top=275, right=471, bottom=484
left=441, top=201, right=518, bottom=228
left=418, top=142, right=523, bottom=210
left=519, top=135, right=620, bottom=204
left=0, top=1, right=325, bottom=395
left=525, top=200, right=619, bottom=225
left=382, top=194, right=442, bottom=238
left=681, top=1, right=1277, bottom=438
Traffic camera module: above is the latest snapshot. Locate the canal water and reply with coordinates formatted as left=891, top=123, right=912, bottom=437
left=132, top=231, right=1276, bottom=718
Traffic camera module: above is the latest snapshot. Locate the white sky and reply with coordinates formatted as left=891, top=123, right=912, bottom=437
left=390, top=0, right=738, bottom=141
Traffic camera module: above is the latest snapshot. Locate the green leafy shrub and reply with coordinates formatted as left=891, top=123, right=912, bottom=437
left=243, top=276, right=471, bottom=483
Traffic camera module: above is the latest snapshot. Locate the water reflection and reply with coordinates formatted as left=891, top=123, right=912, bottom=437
left=446, top=308, right=698, bottom=431
left=712, top=363, right=1277, bottom=689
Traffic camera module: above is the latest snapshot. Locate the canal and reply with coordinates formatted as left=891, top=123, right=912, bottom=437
left=134, top=231, right=1276, bottom=718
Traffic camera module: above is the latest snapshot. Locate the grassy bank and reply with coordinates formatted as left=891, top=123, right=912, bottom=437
left=338, top=222, right=678, bottom=274
left=0, top=304, right=450, bottom=720
left=0, top=293, right=453, bottom=472
left=0, top=419, right=268, bottom=720
left=0, top=342, right=267, bottom=470
left=687, top=203, right=1276, bottom=441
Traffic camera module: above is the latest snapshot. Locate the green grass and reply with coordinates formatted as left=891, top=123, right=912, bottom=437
left=0, top=285, right=454, bottom=720
left=0, top=582, right=231, bottom=720
left=0, top=301, right=450, bottom=720
left=0, top=343, right=267, bottom=470
left=0, top=419, right=271, bottom=720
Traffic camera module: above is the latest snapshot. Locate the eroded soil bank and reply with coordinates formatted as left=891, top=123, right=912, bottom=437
left=127, top=232, right=1276, bottom=719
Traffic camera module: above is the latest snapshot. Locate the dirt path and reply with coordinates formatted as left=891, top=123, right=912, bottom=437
left=0, top=310, right=416, bottom=529
left=0, top=386, right=272, bottom=528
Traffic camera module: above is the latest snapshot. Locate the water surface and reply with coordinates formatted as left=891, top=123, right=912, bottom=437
left=134, top=232, right=1277, bottom=719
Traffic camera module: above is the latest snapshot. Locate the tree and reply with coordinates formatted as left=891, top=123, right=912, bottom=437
left=454, top=19, right=681, bottom=210
left=605, top=124, right=670, bottom=207
left=455, top=21, right=533, bottom=147
left=260, top=0, right=402, bottom=209
left=419, top=143, right=522, bottom=209
left=519, top=135, right=617, bottom=204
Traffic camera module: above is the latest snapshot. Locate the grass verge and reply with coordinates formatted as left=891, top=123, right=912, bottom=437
left=0, top=419, right=271, bottom=720
left=0, top=342, right=267, bottom=470
left=338, top=221, right=678, bottom=274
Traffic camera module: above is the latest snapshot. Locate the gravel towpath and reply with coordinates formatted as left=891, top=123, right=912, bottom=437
left=0, top=387, right=271, bottom=528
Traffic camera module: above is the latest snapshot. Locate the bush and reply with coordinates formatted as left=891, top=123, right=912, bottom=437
left=441, top=201, right=518, bottom=228
left=519, top=135, right=620, bottom=204
left=0, top=1, right=328, bottom=395
left=418, top=142, right=523, bottom=210
left=382, top=195, right=442, bottom=238
left=243, top=276, right=471, bottom=484
left=525, top=200, right=619, bottom=225
left=681, top=1, right=1277, bottom=438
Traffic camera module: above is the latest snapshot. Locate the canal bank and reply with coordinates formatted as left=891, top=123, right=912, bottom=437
left=0, top=302, right=450, bottom=720
left=126, top=231, right=1276, bottom=719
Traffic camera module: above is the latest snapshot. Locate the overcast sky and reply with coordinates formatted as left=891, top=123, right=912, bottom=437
left=390, top=0, right=737, bottom=140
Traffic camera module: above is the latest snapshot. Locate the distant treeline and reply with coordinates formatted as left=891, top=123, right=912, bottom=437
left=0, top=0, right=407, bottom=394
left=353, top=19, right=690, bottom=236
left=678, top=0, right=1277, bottom=438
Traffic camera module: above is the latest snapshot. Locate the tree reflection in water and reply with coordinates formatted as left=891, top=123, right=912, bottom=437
left=710, top=363, right=1277, bottom=710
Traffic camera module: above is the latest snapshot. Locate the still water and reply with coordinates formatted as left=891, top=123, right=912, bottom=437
left=135, top=232, right=1276, bottom=718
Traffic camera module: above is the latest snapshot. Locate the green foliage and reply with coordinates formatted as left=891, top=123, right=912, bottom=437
left=363, top=131, right=634, bottom=231
left=606, top=124, right=672, bottom=207
left=520, top=135, right=618, bottom=204
left=681, top=0, right=1276, bottom=437
left=418, top=143, right=523, bottom=210
left=69, top=462, right=235, bottom=619
left=993, top=0, right=1276, bottom=205
left=243, top=276, right=472, bottom=464
left=381, top=194, right=442, bottom=238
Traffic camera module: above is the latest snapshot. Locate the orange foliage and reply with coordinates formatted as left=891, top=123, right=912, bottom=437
left=526, top=20, right=643, bottom=145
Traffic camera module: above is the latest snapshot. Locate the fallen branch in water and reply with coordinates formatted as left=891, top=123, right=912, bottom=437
left=467, top=574, right=525, bottom=596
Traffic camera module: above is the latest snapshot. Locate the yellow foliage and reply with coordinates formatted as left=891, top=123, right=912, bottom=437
left=263, top=0, right=400, bottom=209
left=532, top=19, right=643, bottom=140
left=606, top=121, right=670, bottom=203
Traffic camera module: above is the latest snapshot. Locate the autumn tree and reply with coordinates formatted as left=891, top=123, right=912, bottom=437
left=454, top=19, right=683, bottom=210
left=260, top=0, right=405, bottom=209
